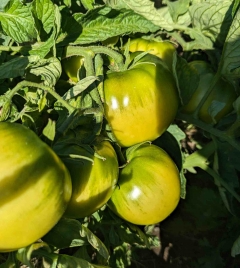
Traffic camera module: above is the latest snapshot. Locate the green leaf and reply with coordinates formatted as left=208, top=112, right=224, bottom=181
left=16, top=242, right=51, bottom=268
left=42, top=118, right=56, bottom=141
left=31, top=0, right=55, bottom=35
left=0, top=252, right=18, bottom=268
left=219, top=6, right=240, bottom=75
left=80, top=224, right=109, bottom=259
left=0, top=0, right=37, bottom=43
left=42, top=218, right=88, bottom=249
left=81, top=0, right=94, bottom=10
left=62, top=76, right=99, bottom=100
left=166, top=0, right=190, bottom=23
left=231, top=235, right=240, bottom=257
left=105, top=0, right=191, bottom=30
left=57, top=254, right=110, bottom=268
left=71, top=7, right=159, bottom=45
left=29, top=57, right=62, bottom=86
left=189, top=0, right=233, bottom=45
left=0, top=55, right=39, bottom=79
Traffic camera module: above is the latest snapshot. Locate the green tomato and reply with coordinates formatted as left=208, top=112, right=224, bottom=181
left=62, top=56, right=85, bottom=83
left=108, top=143, right=181, bottom=225
left=181, top=60, right=237, bottom=123
left=128, top=38, right=176, bottom=70
left=60, top=141, right=119, bottom=218
left=103, top=54, right=179, bottom=147
left=0, top=122, right=72, bottom=252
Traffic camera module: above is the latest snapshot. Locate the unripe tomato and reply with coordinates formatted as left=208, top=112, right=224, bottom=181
left=0, top=123, right=72, bottom=252
left=62, top=56, right=85, bottom=83
left=108, top=143, right=181, bottom=225
left=103, top=54, right=179, bottom=147
left=128, top=38, right=176, bottom=70
left=60, top=141, right=119, bottom=218
left=181, top=60, right=237, bottom=123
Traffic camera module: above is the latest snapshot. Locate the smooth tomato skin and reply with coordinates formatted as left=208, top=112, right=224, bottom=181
left=181, top=61, right=237, bottom=123
left=62, top=141, right=119, bottom=218
left=108, top=143, right=181, bottom=225
left=104, top=56, right=179, bottom=147
left=0, top=123, right=72, bottom=252
left=62, top=56, right=85, bottom=83
left=129, top=38, right=176, bottom=70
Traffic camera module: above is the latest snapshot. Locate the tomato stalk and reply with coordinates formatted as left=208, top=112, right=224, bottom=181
left=8, top=80, right=76, bottom=114
left=64, top=45, right=125, bottom=71
left=177, top=112, right=240, bottom=152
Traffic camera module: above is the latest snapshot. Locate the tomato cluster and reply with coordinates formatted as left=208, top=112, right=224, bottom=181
left=181, top=60, right=237, bottom=123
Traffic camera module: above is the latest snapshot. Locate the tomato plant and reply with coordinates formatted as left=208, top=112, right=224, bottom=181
left=62, top=56, right=85, bottom=83
left=59, top=141, right=119, bottom=219
left=103, top=54, right=179, bottom=147
left=181, top=60, right=238, bottom=123
left=0, top=122, right=72, bottom=252
left=128, top=38, right=176, bottom=70
left=108, top=143, right=181, bottom=225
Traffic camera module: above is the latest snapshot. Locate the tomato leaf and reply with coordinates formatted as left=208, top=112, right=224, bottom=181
left=219, top=5, right=240, bottom=76
left=16, top=242, right=51, bottom=268
left=189, top=0, right=233, bottom=46
left=80, top=224, right=109, bottom=260
left=231, top=235, right=240, bottom=257
left=0, top=0, right=37, bottom=43
left=104, top=0, right=191, bottom=31
left=62, top=76, right=99, bottom=100
left=42, top=218, right=88, bottom=249
left=42, top=118, right=56, bottom=142
left=70, top=7, right=159, bottom=45
left=0, top=55, right=39, bottom=79
left=166, top=0, right=190, bottom=23
left=28, top=57, right=62, bottom=86
left=31, top=0, right=55, bottom=35
left=57, top=254, right=110, bottom=268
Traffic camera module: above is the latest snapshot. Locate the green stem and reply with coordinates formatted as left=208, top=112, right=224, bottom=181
left=200, top=163, right=240, bottom=203
left=9, top=81, right=75, bottom=114
left=64, top=45, right=125, bottom=71
left=177, top=112, right=240, bottom=151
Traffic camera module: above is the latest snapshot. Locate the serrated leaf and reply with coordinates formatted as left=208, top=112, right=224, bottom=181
left=71, top=7, right=159, bottom=45
left=0, top=55, right=39, bottom=79
left=219, top=6, right=240, bottom=75
left=166, top=0, right=190, bottom=23
left=105, top=0, right=191, bottom=30
left=31, top=0, right=55, bottom=34
left=29, top=57, right=62, bottom=86
left=80, top=225, right=109, bottom=259
left=189, top=1, right=233, bottom=45
left=81, top=0, right=94, bottom=10
left=62, top=76, right=98, bottom=100
left=0, top=0, right=37, bottom=43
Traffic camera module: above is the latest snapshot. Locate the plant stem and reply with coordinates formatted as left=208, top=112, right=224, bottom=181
left=177, top=112, right=240, bottom=151
left=64, top=45, right=125, bottom=71
left=9, top=81, right=75, bottom=114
